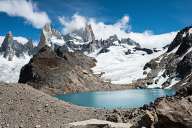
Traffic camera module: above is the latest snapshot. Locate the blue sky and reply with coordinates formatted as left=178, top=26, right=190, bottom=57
left=0, top=0, right=191, bottom=41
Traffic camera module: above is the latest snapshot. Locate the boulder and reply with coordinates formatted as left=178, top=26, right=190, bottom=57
left=153, top=95, right=192, bottom=128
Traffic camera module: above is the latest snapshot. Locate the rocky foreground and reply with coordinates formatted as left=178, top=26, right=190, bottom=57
left=0, top=82, right=191, bottom=128
left=0, top=83, right=148, bottom=128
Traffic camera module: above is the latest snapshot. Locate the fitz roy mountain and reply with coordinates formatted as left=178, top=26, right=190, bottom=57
left=37, top=23, right=141, bottom=53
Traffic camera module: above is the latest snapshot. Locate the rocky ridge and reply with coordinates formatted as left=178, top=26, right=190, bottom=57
left=138, top=26, right=192, bottom=88
left=39, top=23, right=141, bottom=54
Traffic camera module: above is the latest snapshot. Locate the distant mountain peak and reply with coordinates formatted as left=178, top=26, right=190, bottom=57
left=0, top=32, right=36, bottom=61
left=0, top=32, right=14, bottom=61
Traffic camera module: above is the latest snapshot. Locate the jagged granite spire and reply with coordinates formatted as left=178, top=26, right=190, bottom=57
left=84, top=24, right=97, bottom=52
left=0, top=31, right=15, bottom=61
left=38, top=23, right=53, bottom=49
left=84, top=24, right=95, bottom=42
left=38, top=23, right=64, bottom=50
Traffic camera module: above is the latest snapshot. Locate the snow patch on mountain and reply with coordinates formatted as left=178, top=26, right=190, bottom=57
left=89, top=45, right=165, bottom=84
left=50, top=36, right=65, bottom=46
left=0, top=55, right=31, bottom=83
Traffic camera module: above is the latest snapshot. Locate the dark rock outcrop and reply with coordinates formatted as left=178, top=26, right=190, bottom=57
left=134, top=47, right=153, bottom=54
left=98, top=47, right=110, bottom=54
left=18, top=46, right=110, bottom=94
left=153, top=83, right=192, bottom=128
left=167, top=26, right=192, bottom=53
left=134, top=76, right=192, bottom=128
left=177, top=51, right=192, bottom=79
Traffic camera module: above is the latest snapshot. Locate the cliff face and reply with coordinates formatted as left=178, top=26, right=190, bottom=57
left=140, top=26, right=192, bottom=88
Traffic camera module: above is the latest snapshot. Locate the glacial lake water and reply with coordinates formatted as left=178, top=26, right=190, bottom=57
left=56, top=89, right=175, bottom=109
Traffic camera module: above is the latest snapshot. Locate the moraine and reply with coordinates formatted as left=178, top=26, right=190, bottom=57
left=56, top=89, right=175, bottom=109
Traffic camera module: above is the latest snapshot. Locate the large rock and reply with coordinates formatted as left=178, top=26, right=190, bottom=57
left=18, top=46, right=110, bottom=94
left=153, top=96, right=192, bottom=128
left=138, top=80, right=192, bottom=128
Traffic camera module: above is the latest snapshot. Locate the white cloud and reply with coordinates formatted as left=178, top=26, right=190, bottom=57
left=114, top=15, right=130, bottom=30
left=0, top=0, right=51, bottom=28
left=59, top=14, right=177, bottom=48
left=59, top=14, right=131, bottom=39
left=58, top=14, right=87, bottom=34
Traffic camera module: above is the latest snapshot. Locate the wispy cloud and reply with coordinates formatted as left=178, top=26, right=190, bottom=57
left=59, top=14, right=177, bottom=48
left=0, top=0, right=51, bottom=28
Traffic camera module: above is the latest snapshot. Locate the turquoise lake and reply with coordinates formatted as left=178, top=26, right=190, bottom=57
left=56, top=89, right=175, bottom=109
